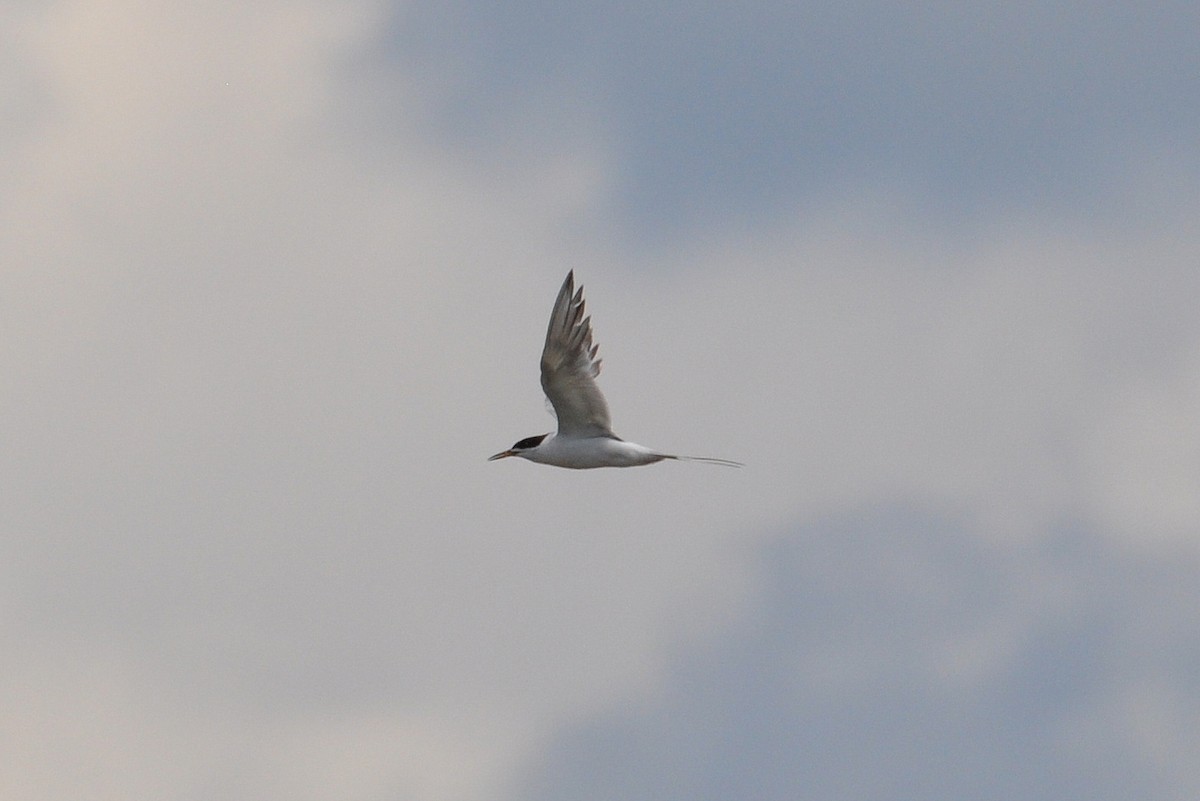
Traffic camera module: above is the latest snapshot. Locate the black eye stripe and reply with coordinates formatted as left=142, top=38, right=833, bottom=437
left=513, top=434, right=548, bottom=450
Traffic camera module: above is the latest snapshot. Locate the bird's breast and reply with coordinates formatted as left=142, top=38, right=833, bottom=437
left=533, top=436, right=665, bottom=469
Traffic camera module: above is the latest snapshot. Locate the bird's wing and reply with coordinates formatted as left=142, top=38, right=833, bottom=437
left=540, top=271, right=614, bottom=437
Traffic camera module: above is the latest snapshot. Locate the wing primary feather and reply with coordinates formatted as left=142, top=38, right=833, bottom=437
left=540, top=271, right=614, bottom=437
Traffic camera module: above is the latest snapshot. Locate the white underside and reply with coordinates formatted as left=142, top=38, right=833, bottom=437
left=522, top=435, right=668, bottom=469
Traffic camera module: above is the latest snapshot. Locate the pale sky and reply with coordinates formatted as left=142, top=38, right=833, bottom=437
left=3, top=2, right=1199, bottom=800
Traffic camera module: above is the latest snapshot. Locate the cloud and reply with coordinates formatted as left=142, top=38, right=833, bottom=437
left=3, top=2, right=1199, bottom=800
left=388, top=1, right=1200, bottom=241
left=511, top=508, right=1200, bottom=801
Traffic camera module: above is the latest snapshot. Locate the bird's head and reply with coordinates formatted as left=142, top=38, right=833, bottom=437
left=488, top=433, right=549, bottom=462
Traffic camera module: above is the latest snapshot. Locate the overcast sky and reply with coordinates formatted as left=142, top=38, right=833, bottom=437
left=3, top=2, right=1199, bottom=800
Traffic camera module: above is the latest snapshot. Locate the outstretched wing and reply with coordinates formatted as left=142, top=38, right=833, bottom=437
left=540, top=271, right=614, bottom=437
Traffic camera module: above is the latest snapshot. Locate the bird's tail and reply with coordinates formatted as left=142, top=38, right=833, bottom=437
left=663, top=454, right=744, bottom=468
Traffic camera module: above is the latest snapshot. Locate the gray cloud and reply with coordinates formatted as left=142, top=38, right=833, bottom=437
left=513, top=508, right=1200, bottom=801
left=388, top=2, right=1200, bottom=242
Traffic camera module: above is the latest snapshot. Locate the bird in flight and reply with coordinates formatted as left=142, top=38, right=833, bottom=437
left=489, top=271, right=742, bottom=469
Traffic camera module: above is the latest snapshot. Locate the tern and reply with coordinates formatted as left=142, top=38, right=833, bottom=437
left=489, top=271, right=742, bottom=469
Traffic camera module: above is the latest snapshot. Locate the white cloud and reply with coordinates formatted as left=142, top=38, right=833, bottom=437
left=1082, top=356, right=1200, bottom=545
left=0, top=640, right=226, bottom=801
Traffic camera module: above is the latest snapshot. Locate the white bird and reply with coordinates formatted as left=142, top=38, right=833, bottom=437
left=489, top=271, right=742, bottom=469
